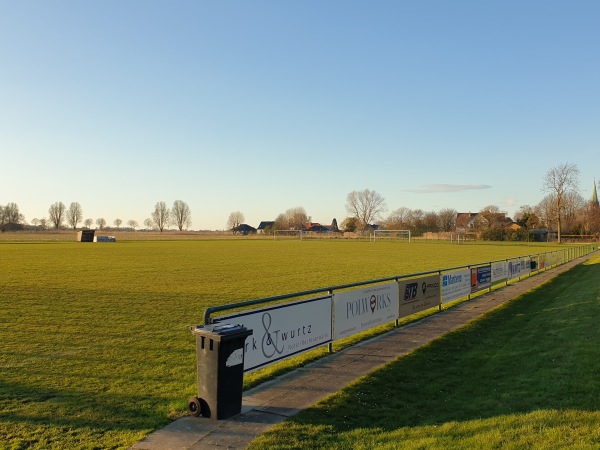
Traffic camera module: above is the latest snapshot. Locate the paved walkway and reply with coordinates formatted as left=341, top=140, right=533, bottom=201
left=131, top=254, right=594, bottom=450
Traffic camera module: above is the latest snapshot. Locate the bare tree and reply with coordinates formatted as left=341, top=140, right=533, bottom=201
left=278, top=207, right=310, bottom=230
left=1, top=203, right=24, bottom=230
left=114, top=218, right=123, bottom=228
left=542, top=163, right=580, bottom=243
left=49, top=202, right=66, bottom=229
left=345, top=189, right=387, bottom=231
left=423, top=211, right=439, bottom=232
left=171, top=200, right=192, bottom=231
left=152, top=201, right=170, bottom=232
left=39, top=217, right=48, bottom=229
left=437, top=208, right=457, bottom=232
left=227, top=211, right=245, bottom=233
left=84, top=218, right=94, bottom=229
left=384, top=207, right=411, bottom=230
left=407, top=209, right=425, bottom=233
left=535, top=194, right=555, bottom=229
left=514, top=205, right=539, bottom=229
left=127, top=219, right=139, bottom=230
left=96, top=218, right=106, bottom=230
left=143, top=218, right=154, bottom=230
left=340, top=216, right=357, bottom=232
left=66, top=202, right=83, bottom=229
left=31, top=218, right=40, bottom=228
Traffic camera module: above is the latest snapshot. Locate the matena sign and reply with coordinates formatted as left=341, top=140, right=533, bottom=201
left=441, top=268, right=471, bottom=303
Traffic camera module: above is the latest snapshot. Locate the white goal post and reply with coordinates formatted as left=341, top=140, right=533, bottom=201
left=372, top=229, right=411, bottom=242
left=273, top=229, right=304, bottom=240
left=450, top=232, right=465, bottom=244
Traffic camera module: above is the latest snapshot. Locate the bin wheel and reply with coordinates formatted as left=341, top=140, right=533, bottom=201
left=188, top=397, right=203, bottom=417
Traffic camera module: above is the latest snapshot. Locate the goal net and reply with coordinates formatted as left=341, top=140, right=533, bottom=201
left=373, top=229, right=411, bottom=242
left=273, top=229, right=304, bottom=240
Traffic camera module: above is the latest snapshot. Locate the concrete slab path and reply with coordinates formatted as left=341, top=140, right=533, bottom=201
left=131, top=254, right=594, bottom=450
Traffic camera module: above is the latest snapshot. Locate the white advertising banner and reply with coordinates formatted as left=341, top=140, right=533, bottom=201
left=441, top=268, right=471, bottom=303
left=214, top=296, right=332, bottom=372
left=491, top=261, right=508, bottom=283
left=507, top=257, right=531, bottom=279
left=539, top=253, right=547, bottom=270
left=333, top=282, right=399, bottom=341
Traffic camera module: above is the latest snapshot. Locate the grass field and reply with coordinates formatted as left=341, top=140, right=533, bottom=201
left=248, top=253, right=600, bottom=449
left=0, top=239, right=588, bottom=449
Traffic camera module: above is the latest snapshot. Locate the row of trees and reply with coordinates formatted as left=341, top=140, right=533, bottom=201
left=0, top=200, right=192, bottom=233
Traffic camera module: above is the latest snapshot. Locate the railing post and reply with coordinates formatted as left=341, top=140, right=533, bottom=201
left=328, top=289, right=334, bottom=353
left=395, top=278, right=401, bottom=325
left=438, top=271, right=443, bottom=311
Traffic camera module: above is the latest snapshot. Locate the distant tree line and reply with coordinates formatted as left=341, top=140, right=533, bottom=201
left=1, top=200, right=192, bottom=233
left=225, top=164, right=599, bottom=243
left=4, top=164, right=599, bottom=243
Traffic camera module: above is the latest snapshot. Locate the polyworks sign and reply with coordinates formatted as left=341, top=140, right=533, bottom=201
left=214, top=296, right=332, bottom=372
left=333, top=282, right=399, bottom=340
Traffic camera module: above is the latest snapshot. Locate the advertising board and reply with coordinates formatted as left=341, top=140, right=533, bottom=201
left=538, top=253, right=546, bottom=270
left=214, top=296, right=332, bottom=372
left=471, top=265, right=492, bottom=293
left=333, top=283, right=399, bottom=340
left=398, top=274, right=440, bottom=317
left=491, top=261, right=508, bottom=283
left=441, top=268, right=471, bottom=303
left=508, top=257, right=531, bottom=280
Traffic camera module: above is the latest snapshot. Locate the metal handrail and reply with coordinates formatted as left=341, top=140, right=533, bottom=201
left=203, top=245, right=596, bottom=324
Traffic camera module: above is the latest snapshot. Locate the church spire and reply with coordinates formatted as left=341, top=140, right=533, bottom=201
left=592, top=179, right=599, bottom=207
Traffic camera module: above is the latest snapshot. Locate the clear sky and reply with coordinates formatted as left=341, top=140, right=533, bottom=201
left=1, top=1, right=599, bottom=230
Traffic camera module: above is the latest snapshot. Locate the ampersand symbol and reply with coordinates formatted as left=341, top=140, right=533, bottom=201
left=261, top=312, right=284, bottom=358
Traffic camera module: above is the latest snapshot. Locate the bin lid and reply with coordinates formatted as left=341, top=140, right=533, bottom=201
left=191, top=323, right=252, bottom=338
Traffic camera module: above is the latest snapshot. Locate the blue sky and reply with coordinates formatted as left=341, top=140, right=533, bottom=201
left=1, top=1, right=599, bottom=230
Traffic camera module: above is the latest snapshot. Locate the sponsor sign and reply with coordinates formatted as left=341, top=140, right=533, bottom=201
left=441, top=268, right=471, bottom=303
left=507, top=258, right=531, bottom=279
left=491, top=261, right=508, bottom=283
left=214, top=296, right=332, bottom=372
left=471, top=265, right=491, bottom=293
left=398, top=274, right=441, bottom=317
left=538, top=253, right=546, bottom=270
left=333, top=283, right=399, bottom=340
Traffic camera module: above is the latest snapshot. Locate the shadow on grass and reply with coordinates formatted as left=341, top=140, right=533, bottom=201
left=283, top=259, right=600, bottom=434
left=0, top=378, right=172, bottom=433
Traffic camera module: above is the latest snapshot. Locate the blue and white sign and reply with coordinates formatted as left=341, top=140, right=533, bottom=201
left=441, top=268, right=471, bottom=303
left=507, top=257, right=531, bottom=279
left=471, top=265, right=491, bottom=293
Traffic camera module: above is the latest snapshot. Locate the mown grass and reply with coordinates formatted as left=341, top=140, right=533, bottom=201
left=0, top=239, right=581, bottom=449
left=248, top=254, right=600, bottom=449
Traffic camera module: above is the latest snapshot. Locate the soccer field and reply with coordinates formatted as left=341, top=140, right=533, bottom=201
left=0, top=239, right=578, bottom=448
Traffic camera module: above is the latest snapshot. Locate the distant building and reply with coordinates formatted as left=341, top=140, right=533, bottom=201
left=455, top=213, right=479, bottom=232
left=257, top=221, right=274, bottom=234
left=234, top=224, right=257, bottom=235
